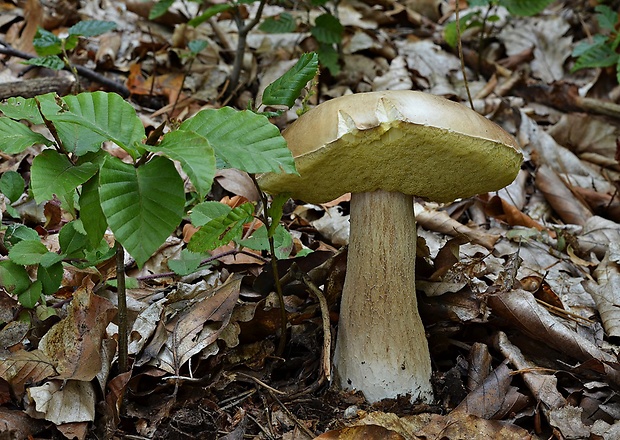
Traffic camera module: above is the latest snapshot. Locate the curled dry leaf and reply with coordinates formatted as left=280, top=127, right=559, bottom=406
left=535, top=165, right=592, bottom=226
left=493, top=331, right=566, bottom=414
left=487, top=290, right=620, bottom=385
left=415, top=203, right=500, bottom=249
left=518, top=112, right=613, bottom=194
left=582, top=252, right=620, bottom=342
left=153, top=274, right=242, bottom=374
left=26, top=380, right=96, bottom=425
left=579, top=215, right=620, bottom=259
left=454, top=360, right=529, bottom=420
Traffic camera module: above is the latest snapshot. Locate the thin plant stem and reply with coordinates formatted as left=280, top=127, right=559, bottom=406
left=116, top=241, right=128, bottom=373
left=250, top=174, right=287, bottom=357
left=455, top=0, right=474, bottom=109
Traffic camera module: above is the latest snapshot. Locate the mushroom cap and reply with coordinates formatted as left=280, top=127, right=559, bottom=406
left=259, top=90, right=522, bottom=204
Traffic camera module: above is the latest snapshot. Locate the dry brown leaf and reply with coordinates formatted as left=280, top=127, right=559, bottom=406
left=454, top=360, right=527, bottom=419
left=155, top=275, right=242, bottom=373
left=467, top=342, right=493, bottom=392
left=535, top=165, right=592, bottom=225
left=215, top=169, right=260, bottom=201
left=26, top=380, right=96, bottom=424
left=547, top=113, right=620, bottom=164
left=498, top=16, right=572, bottom=83
left=357, top=410, right=536, bottom=439
left=314, top=425, right=406, bottom=440
left=0, top=349, right=57, bottom=399
left=0, top=407, right=46, bottom=439
left=493, top=331, right=566, bottom=413
left=488, top=291, right=620, bottom=385
left=485, top=195, right=546, bottom=230
left=38, top=279, right=116, bottom=381
left=518, top=113, right=613, bottom=193
left=582, top=252, right=620, bottom=341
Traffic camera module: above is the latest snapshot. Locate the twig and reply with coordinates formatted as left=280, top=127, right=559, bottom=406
left=250, top=174, right=288, bottom=357
left=267, top=388, right=317, bottom=439
left=290, top=263, right=332, bottom=382
left=0, top=38, right=131, bottom=97
left=226, top=0, right=268, bottom=96
left=236, top=372, right=286, bottom=395
left=116, top=241, right=129, bottom=373
left=454, top=1, right=474, bottom=109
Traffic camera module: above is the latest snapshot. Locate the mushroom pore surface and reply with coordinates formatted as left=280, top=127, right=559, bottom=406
left=259, top=90, right=522, bottom=204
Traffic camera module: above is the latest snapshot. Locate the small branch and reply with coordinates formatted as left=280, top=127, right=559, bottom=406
left=116, top=241, right=129, bottom=373
left=0, top=39, right=131, bottom=97
left=289, top=263, right=332, bottom=382
left=454, top=1, right=474, bottom=109
left=226, top=0, right=268, bottom=96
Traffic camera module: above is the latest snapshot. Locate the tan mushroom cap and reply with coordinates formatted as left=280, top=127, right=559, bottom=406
left=259, top=90, right=522, bottom=204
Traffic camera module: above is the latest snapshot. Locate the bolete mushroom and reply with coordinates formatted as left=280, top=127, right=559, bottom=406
left=259, top=91, right=522, bottom=403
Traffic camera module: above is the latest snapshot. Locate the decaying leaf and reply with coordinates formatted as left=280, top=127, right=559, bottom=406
left=38, top=279, right=116, bottom=381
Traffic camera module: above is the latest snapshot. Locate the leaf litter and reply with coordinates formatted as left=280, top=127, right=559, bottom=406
left=2, top=0, right=620, bottom=439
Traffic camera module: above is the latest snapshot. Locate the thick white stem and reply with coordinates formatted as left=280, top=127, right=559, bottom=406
left=333, top=191, right=433, bottom=403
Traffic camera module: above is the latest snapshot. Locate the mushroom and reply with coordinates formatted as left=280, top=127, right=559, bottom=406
left=259, top=91, right=522, bottom=403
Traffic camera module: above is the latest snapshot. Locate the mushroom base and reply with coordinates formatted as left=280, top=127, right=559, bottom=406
left=333, top=190, right=433, bottom=404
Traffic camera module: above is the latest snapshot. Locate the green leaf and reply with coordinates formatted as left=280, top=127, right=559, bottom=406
left=595, top=5, right=618, bottom=32
left=311, top=14, right=344, bottom=44
left=317, top=43, right=340, bottom=75
left=259, top=12, right=296, bottom=33
left=0, top=171, right=25, bottom=203
left=32, top=28, right=62, bottom=56
left=8, top=240, right=50, bottom=265
left=0, top=97, right=44, bottom=124
left=237, top=224, right=292, bottom=259
left=81, top=238, right=115, bottom=267
left=572, top=42, right=619, bottom=72
left=190, top=201, right=232, bottom=227
left=37, top=91, right=145, bottom=157
left=149, top=0, right=174, bottom=19
left=38, top=262, right=63, bottom=295
left=188, top=203, right=254, bottom=252
left=30, top=150, right=98, bottom=203
left=99, top=155, right=185, bottom=267
left=262, top=53, right=318, bottom=108
left=64, top=35, right=80, bottom=51
left=0, top=118, right=53, bottom=154
left=147, top=129, right=215, bottom=199
left=68, top=20, right=116, bottom=37
left=181, top=107, right=296, bottom=174
left=443, top=12, right=481, bottom=48
left=40, top=252, right=63, bottom=267
left=4, top=224, right=39, bottom=248
left=188, top=4, right=233, bottom=27
left=168, top=249, right=210, bottom=276
left=0, top=260, right=31, bottom=295
left=188, top=39, right=208, bottom=55
left=571, top=35, right=607, bottom=57
left=18, top=280, right=42, bottom=309
left=267, top=193, right=289, bottom=237
left=499, top=0, right=555, bottom=16
left=23, top=55, right=65, bottom=70
left=59, top=221, right=89, bottom=256
left=79, top=174, right=107, bottom=247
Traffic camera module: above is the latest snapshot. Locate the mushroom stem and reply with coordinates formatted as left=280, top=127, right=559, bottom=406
left=334, top=190, right=433, bottom=403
